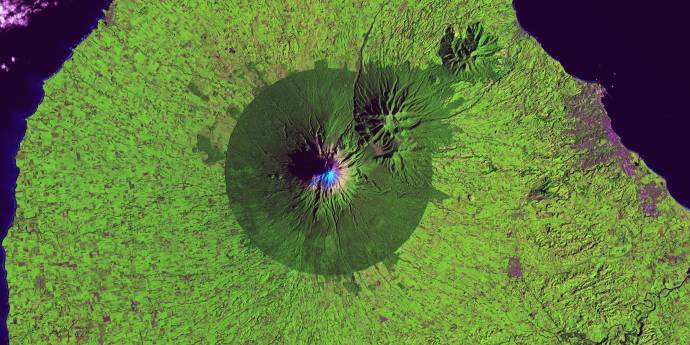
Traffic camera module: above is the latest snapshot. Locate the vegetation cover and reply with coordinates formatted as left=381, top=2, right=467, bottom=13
left=5, top=0, right=690, bottom=344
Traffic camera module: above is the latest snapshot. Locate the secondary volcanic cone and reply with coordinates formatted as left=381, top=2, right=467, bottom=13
left=437, top=22, right=501, bottom=81
left=354, top=63, right=456, bottom=184
left=225, top=66, right=450, bottom=275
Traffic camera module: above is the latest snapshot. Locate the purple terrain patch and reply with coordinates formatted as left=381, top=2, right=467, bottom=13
left=601, top=112, right=635, bottom=176
left=640, top=182, right=663, bottom=217
left=508, top=256, right=522, bottom=278
left=565, top=84, right=636, bottom=176
left=567, top=86, right=673, bottom=219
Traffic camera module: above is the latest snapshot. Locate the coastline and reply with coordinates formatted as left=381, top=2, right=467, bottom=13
left=0, top=1, right=112, bottom=342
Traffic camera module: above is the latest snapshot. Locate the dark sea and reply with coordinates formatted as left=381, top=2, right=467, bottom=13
left=0, top=0, right=687, bottom=343
left=513, top=0, right=690, bottom=211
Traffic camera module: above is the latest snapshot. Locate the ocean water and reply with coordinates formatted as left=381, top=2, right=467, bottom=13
left=513, top=0, right=690, bottom=211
